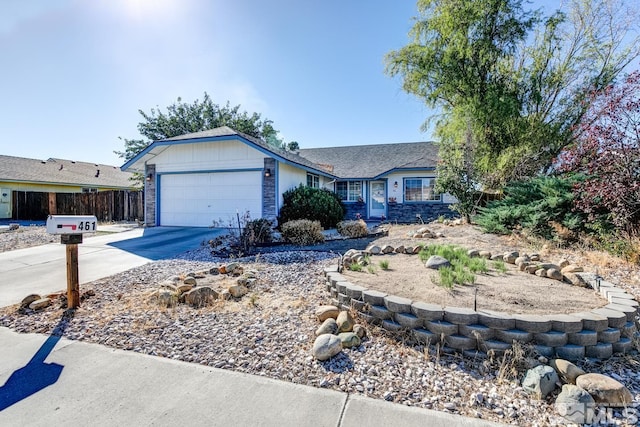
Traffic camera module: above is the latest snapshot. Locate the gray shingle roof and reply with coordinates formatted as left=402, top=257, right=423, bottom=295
left=0, top=155, right=137, bottom=189
left=124, top=126, right=439, bottom=179
left=158, top=126, right=335, bottom=175
left=298, top=141, right=439, bottom=179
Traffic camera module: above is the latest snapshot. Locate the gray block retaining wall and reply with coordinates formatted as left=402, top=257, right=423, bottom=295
left=323, top=266, right=639, bottom=361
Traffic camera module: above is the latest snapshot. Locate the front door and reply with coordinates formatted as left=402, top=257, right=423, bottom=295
left=369, top=181, right=386, bottom=218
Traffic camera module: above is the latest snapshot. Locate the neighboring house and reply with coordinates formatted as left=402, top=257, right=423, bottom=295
left=0, top=155, right=138, bottom=219
left=121, top=126, right=456, bottom=227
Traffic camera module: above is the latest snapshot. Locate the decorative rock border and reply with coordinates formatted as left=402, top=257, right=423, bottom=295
left=323, top=260, right=639, bottom=360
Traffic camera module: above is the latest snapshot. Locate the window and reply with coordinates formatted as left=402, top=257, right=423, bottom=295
left=404, top=178, right=440, bottom=202
left=306, top=173, right=319, bottom=188
left=336, top=181, right=362, bottom=202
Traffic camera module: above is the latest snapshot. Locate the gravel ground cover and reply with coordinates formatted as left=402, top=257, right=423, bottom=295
left=1, top=226, right=639, bottom=426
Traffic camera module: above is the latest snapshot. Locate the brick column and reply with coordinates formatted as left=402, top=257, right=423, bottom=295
left=145, top=164, right=156, bottom=226
left=262, top=158, right=276, bottom=223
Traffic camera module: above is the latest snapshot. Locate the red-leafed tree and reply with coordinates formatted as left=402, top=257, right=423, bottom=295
left=558, top=71, right=640, bottom=236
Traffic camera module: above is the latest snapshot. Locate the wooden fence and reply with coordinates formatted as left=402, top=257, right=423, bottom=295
left=11, top=190, right=143, bottom=222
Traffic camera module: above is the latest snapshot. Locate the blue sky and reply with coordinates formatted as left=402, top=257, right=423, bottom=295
left=0, top=0, right=636, bottom=167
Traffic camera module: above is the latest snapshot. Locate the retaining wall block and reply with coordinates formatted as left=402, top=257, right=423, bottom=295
left=609, top=297, right=639, bottom=307
left=411, top=302, right=443, bottom=321
left=369, top=305, right=394, bottom=320
left=330, top=289, right=338, bottom=298
left=591, top=308, right=627, bottom=328
left=425, top=319, right=459, bottom=336
left=358, top=312, right=376, bottom=325
left=443, top=307, right=478, bottom=325
left=600, top=287, right=631, bottom=300
left=458, top=324, right=495, bottom=341
left=445, top=334, right=477, bottom=351
left=351, top=299, right=366, bottom=312
left=534, top=345, right=556, bottom=358
left=612, top=337, right=633, bottom=354
left=597, top=327, right=621, bottom=344
left=480, top=340, right=512, bottom=355
left=338, top=293, right=350, bottom=306
left=336, top=282, right=350, bottom=295
left=586, top=343, right=613, bottom=359
left=571, top=312, right=609, bottom=332
left=413, top=328, right=439, bottom=345
left=604, top=303, right=637, bottom=322
left=555, top=344, right=586, bottom=361
left=495, top=328, right=533, bottom=343
left=382, top=319, right=403, bottom=332
left=534, top=330, right=568, bottom=347
left=362, top=290, right=387, bottom=306
left=331, top=298, right=340, bottom=307
left=395, top=312, right=423, bottom=329
left=323, top=266, right=339, bottom=275
left=384, top=295, right=413, bottom=314
left=568, top=330, right=598, bottom=347
left=623, top=321, right=637, bottom=338
left=514, top=314, right=552, bottom=333
left=345, top=284, right=367, bottom=300
left=328, top=273, right=346, bottom=286
left=477, top=310, right=515, bottom=330
left=547, top=314, right=583, bottom=333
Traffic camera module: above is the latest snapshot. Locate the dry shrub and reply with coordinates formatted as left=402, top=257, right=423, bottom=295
left=280, top=219, right=324, bottom=245
left=337, top=219, right=369, bottom=238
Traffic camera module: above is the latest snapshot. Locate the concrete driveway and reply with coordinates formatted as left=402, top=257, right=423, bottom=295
left=0, top=226, right=225, bottom=308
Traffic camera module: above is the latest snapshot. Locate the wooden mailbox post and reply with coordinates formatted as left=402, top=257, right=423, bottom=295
left=46, top=215, right=97, bottom=308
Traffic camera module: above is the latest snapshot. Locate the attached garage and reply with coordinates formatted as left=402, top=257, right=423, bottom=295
left=159, top=171, right=262, bottom=227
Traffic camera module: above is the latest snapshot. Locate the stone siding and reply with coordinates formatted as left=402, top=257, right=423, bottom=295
left=324, top=266, right=638, bottom=360
left=262, top=158, right=276, bottom=222
left=387, top=202, right=455, bottom=223
left=145, top=164, right=156, bottom=226
left=343, top=203, right=367, bottom=221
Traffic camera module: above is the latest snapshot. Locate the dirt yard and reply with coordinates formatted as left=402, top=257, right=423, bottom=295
left=340, top=222, right=628, bottom=315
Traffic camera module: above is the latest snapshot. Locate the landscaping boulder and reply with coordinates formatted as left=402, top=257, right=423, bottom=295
left=478, top=250, right=492, bottom=259
left=228, top=284, right=248, bottom=298
left=382, top=245, right=395, bottom=254
left=184, top=286, right=218, bottom=307
left=546, top=268, right=564, bottom=281
left=522, top=365, right=559, bottom=399
left=575, top=373, right=634, bottom=406
left=353, top=324, right=367, bottom=339
left=183, top=276, right=197, bottom=285
left=564, top=272, right=588, bottom=287
left=425, top=255, right=451, bottom=270
left=338, top=332, right=361, bottom=348
left=20, top=294, right=41, bottom=309
left=561, top=265, right=583, bottom=274
left=367, top=245, right=381, bottom=255
left=316, top=305, right=340, bottom=321
left=504, top=251, right=519, bottom=264
left=312, top=334, right=342, bottom=361
left=550, top=359, right=586, bottom=384
left=336, top=311, right=355, bottom=333
left=555, top=384, right=596, bottom=424
left=316, top=318, right=338, bottom=336
left=28, top=297, right=51, bottom=311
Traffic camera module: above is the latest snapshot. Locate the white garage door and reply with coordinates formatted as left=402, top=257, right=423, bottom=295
left=159, top=172, right=262, bottom=227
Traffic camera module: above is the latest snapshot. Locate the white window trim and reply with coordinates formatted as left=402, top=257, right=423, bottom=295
left=403, top=177, right=441, bottom=202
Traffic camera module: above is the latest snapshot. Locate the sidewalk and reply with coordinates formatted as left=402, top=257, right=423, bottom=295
left=0, top=327, right=503, bottom=427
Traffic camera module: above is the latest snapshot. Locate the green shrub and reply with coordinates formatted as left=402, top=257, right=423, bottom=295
left=337, top=219, right=368, bottom=238
left=348, top=263, right=363, bottom=272
left=278, top=185, right=345, bottom=229
left=475, top=175, right=589, bottom=240
left=492, top=260, right=507, bottom=274
left=379, top=260, right=390, bottom=270
left=280, top=219, right=325, bottom=245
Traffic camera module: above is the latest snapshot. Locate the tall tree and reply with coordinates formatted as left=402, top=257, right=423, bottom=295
left=115, top=92, right=286, bottom=162
left=387, top=0, right=640, bottom=194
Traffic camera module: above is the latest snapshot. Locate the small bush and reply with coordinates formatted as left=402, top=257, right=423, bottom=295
left=367, top=264, right=376, bottom=274
left=337, top=219, right=369, bottom=238
left=492, top=260, right=507, bottom=274
left=468, top=257, right=488, bottom=274
left=348, top=263, right=363, bottom=272
left=280, top=219, right=325, bottom=246
left=379, top=260, right=390, bottom=270
left=278, top=185, right=345, bottom=229
left=241, top=218, right=274, bottom=246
